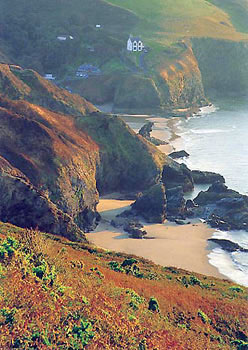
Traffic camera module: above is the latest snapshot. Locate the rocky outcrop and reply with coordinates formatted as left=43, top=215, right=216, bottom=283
left=191, top=170, right=225, bottom=184
left=79, top=113, right=165, bottom=193
left=208, top=238, right=248, bottom=253
left=166, top=186, right=186, bottom=219
left=138, top=122, right=167, bottom=146
left=0, top=91, right=166, bottom=239
left=162, top=160, right=194, bottom=192
left=193, top=182, right=248, bottom=231
left=131, top=183, right=166, bottom=223
left=0, top=64, right=97, bottom=116
left=0, top=157, right=85, bottom=241
left=168, top=150, right=189, bottom=159
left=111, top=217, right=147, bottom=239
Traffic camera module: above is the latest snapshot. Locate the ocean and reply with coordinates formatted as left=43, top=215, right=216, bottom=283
left=171, top=98, right=248, bottom=287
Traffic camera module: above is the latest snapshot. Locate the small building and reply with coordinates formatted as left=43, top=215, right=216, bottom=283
left=127, top=35, right=144, bottom=52
left=76, top=64, right=101, bottom=76
left=44, top=73, right=55, bottom=80
left=57, top=35, right=74, bottom=41
left=95, top=24, right=101, bottom=28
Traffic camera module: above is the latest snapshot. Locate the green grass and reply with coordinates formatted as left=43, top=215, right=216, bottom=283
left=106, top=0, right=248, bottom=40
left=206, top=0, right=248, bottom=33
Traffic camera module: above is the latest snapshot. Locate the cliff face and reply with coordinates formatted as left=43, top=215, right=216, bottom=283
left=192, top=38, right=248, bottom=97
left=0, top=64, right=97, bottom=116
left=66, top=43, right=207, bottom=113
left=0, top=68, right=166, bottom=239
left=157, top=43, right=207, bottom=109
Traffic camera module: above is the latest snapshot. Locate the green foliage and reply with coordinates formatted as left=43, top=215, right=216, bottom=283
left=0, top=308, right=16, bottom=326
left=189, top=275, right=202, bottom=286
left=69, top=318, right=95, bottom=348
left=0, top=237, right=19, bottom=260
left=231, top=340, right=248, bottom=350
left=148, top=297, right=160, bottom=312
left=126, top=289, right=144, bottom=311
left=198, top=309, right=211, bottom=324
left=139, top=339, right=147, bottom=350
left=121, top=258, right=137, bottom=268
left=229, top=286, right=244, bottom=293
left=108, top=261, right=125, bottom=273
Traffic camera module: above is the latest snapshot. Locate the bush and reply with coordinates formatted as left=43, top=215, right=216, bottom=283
left=198, top=309, right=211, bottom=324
left=148, top=297, right=160, bottom=312
left=108, top=261, right=124, bottom=273
left=229, top=286, right=244, bottom=293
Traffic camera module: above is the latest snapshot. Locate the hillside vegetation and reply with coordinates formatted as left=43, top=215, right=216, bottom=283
left=0, top=65, right=166, bottom=239
left=1, top=0, right=248, bottom=110
left=0, top=223, right=247, bottom=349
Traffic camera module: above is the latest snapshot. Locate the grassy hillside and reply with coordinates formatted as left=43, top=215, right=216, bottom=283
left=0, top=223, right=247, bottom=349
left=206, top=0, right=248, bottom=33
left=1, top=0, right=248, bottom=110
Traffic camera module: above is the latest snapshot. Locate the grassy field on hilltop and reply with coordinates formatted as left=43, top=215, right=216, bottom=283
left=206, top=0, right=248, bottom=33
left=106, top=0, right=248, bottom=42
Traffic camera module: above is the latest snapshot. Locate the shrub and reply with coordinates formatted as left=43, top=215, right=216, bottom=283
left=231, top=340, right=248, bottom=350
left=229, top=286, right=244, bottom=293
left=189, top=275, right=202, bottom=287
left=148, top=297, right=160, bottom=312
left=0, top=237, right=19, bottom=260
left=69, top=318, right=94, bottom=347
left=198, top=309, right=211, bottom=324
left=121, top=258, right=137, bottom=268
left=126, top=289, right=144, bottom=310
left=108, top=261, right=124, bottom=273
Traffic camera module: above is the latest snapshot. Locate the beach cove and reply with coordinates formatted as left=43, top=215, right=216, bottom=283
left=86, top=109, right=228, bottom=282
left=86, top=197, right=223, bottom=279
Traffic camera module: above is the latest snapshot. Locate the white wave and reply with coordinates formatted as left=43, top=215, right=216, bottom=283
left=190, top=128, right=231, bottom=134
left=198, top=104, right=219, bottom=115
left=208, top=248, right=248, bottom=287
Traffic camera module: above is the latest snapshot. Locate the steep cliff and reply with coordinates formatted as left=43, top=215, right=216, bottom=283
left=0, top=69, right=165, bottom=239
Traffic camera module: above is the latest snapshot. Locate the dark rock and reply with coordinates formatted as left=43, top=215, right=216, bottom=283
left=162, top=161, right=194, bottom=192
left=138, top=122, right=167, bottom=146
left=174, top=219, right=185, bottom=225
left=124, top=221, right=147, bottom=239
left=166, top=186, right=186, bottom=217
left=193, top=182, right=248, bottom=231
left=186, top=199, right=198, bottom=209
left=139, top=122, right=154, bottom=138
left=168, top=150, right=189, bottom=159
left=192, top=170, right=225, bottom=184
left=131, top=183, right=166, bottom=223
left=208, top=238, right=248, bottom=253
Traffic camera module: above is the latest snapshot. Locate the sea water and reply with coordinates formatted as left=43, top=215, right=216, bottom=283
left=171, top=98, right=248, bottom=286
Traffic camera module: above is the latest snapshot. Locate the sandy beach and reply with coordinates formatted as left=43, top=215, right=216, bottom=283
left=86, top=198, right=224, bottom=279
left=85, top=113, right=226, bottom=280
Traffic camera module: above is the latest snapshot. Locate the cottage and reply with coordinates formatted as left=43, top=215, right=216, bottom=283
left=127, top=35, right=144, bottom=52
left=76, top=64, right=101, bottom=77
left=44, top=73, right=55, bottom=80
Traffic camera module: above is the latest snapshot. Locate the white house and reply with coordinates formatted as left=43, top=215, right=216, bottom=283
left=127, top=35, right=144, bottom=52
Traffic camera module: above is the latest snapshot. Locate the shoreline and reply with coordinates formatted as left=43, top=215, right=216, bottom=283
left=86, top=111, right=232, bottom=282
left=86, top=198, right=225, bottom=280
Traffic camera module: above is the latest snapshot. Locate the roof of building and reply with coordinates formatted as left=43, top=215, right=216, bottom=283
left=129, top=36, right=142, bottom=43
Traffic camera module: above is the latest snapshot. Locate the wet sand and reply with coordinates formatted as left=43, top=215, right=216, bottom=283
left=86, top=199, right=224, bottom=279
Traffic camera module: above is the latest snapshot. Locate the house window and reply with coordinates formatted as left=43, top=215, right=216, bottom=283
left=133, top=42, right=138, bottom=51
left=138, top=42, right=143, bottom=51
